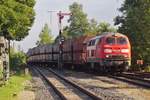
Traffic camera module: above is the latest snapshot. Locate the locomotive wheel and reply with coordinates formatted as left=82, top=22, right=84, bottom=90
left=99, top=66, right=104, bottom=73
left=120, top=65, right=129, bottom=72
left=91, top=63, right=94, bottom=69
left=87, top=63, right=94, bottom=73
left=101, top=66, right=107, bottom=73
left=111, top=66, right=116, bottom=73
left=71, top=65, right=74, bottom=70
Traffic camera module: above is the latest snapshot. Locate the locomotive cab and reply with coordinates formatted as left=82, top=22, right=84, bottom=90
left=102, top=33, right=131, bottom=71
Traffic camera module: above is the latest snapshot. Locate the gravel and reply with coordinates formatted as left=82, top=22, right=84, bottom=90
left=40, top=68, right=92, bottom=100
left=30, top=68, right=60, bottom=100
left=60, top=69, right=150, bottom=100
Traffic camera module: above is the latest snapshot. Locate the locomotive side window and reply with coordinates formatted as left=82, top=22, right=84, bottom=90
left=95, top=38, right=100, bottom=45
left=88, top=39, right=96, bottom=46
left=91, top=40, right=96, bottom=45
left=88, top=41, right=92, bottom=46
left=87, top=41, right=90, bottom=46
left=117, top=37, right=127, bottom=45
left=106, top=37, right=115, bottom=45
left=98, top=38, right=102, bottom=44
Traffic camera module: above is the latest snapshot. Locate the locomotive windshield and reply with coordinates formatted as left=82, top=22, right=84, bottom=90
left=117, top=37, right=127, bottom=45
left=106, top=37, right=115, bottom=45
left=106, top=37, right=127, bottom=45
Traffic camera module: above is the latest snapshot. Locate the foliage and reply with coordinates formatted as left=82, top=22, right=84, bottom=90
left=63, top=2, right=116, bottom=38
left=0, top=0, right=35, bottom=41
left=98, top=22, right=116, bottom=33
left=88, top=19, right=117, bottom=35
left=67, top=2, right=89, bottom=37
left=87, top=19, right=99, bottom=36
left=10, top=48, right=26, bottom=70
left=62, top=26, right=69, bottom=39
left=115, top=0, right=150, bottom=65
left=36, top=23, right=54, bottom=45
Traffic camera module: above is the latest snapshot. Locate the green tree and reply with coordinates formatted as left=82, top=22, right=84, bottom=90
left=115, top=0, right=150, bottom=64
left=98, top=22, right=116, bottom=33
left=63, top=2, right=116, bottom=38
left=67, top=2, right=89, bottom=37
left=88, top=19, right=116, bottom=35
left=0, top=0, right=35, bottom=41
left=62, top=26, right=69, bottom=38
left=87, top=19, right=99, bottom=35
left=36, top=24, right=54, bottom=45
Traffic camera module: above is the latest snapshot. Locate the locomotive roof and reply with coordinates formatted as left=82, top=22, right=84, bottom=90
left=89, top=32, right=126, bottom=41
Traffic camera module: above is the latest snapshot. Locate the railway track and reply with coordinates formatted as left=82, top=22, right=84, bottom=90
left=108, top=73, right=150, bottom=89
left=31, top=65, right=150, bottom=100
left=74, top=68, right=150, bottom=89
left=122, top=72, right=150, bottom=81
left=47, top=68, right=135, bottom=100
left=121, top=72, right=150, bottom=82
left=30, top=66, right=60, bottom=100
left=34, top=67, right=102, bottom=100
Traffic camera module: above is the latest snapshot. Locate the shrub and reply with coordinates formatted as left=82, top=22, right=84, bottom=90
left=10, top=48, right=26, bottom=71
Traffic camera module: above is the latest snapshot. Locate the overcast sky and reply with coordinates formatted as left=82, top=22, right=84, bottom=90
left=16, top=0, right=124, bottom=52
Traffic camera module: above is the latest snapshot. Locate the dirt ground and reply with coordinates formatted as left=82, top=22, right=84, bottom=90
left=18, top=90, right=35, bottom=100
left=17, top=80, right=35, bottom=100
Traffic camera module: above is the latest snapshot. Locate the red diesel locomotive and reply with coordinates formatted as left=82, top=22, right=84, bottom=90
left=27, top=32, right=131, bottom=72
left=86, top=32, right=131, bottom=72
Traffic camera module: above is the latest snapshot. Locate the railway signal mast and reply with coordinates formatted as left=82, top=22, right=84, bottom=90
left=57, top=11, right=71, bottom=70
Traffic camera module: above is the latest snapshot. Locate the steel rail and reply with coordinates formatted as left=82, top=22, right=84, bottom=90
left=35, top=67, right=67, bottom=100
left=47, top=68, right=102, bottom=100
left=120, top=73, right=150, bottom=83
left=108, top=74, right=150, bottom=89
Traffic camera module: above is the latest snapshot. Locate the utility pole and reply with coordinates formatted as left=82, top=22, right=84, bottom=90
left=57, top=11, right=71, bottom=71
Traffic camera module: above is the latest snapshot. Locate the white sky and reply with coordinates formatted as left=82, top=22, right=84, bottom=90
left=16, top=0, right=124, bottom=52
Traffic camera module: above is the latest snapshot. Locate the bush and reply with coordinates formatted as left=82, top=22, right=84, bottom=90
left=10, top=48, right=26, bottom=71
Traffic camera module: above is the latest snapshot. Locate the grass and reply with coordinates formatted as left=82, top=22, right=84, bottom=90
left=0, top=72, right=31, bottom=100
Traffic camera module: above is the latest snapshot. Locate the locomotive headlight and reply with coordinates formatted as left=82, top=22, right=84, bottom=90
left=124, top=54, right=128, bottom=58
left=105, top=55, right=110, bottom=58
left=121, top=49, right=129, bottom=53
left=104, top=49, right=112, bottom=53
